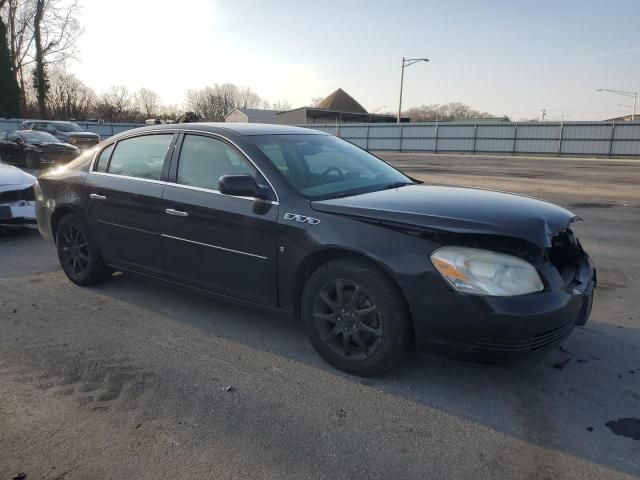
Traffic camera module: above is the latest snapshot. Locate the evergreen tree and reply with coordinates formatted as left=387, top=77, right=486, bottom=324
left=0, top=18, right=21, bottom=118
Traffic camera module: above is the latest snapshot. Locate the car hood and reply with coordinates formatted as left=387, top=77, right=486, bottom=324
left=30, top=141, right=77, bottom=150
left=310, top=185, right=577, bottom=248
left=0, top=162, right=35, bottom=187
left=65, top=132, right=99, bottom=139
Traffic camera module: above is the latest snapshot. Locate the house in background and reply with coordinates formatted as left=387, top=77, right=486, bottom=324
left=224, top=89, right=405, bottom=125
left=225, top=108, right=281, bottom=124
left=276, top=88, right=404, bottom=124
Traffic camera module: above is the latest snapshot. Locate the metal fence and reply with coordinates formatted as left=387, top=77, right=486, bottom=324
left=302, top=121, right=640, bottom=157
left=0, top=118, right=144, bottom=138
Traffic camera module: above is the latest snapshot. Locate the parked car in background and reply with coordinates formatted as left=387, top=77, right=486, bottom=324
left=0, top=161, right=36, bottom=228
left=0, top=130, right=81, bottom=169
left=34, top=123, right=596, bottom=375
left=19, top=120, right=100, bottom=150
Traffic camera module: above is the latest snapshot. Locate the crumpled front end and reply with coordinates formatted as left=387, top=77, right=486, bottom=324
left=0, top=183, right=37, bottom=228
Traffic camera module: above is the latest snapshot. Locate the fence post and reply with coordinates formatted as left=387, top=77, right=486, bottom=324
left=609, top=122, right=616, bottom=157
left=365, top=124, right=370, bottom=151
left=512, top=123, right=518, bottom=154
left=434, top=122, right=439, bottom=153
left=473, top=123, right=478, bottom=153
left=558, top=122, right=564, bottom=155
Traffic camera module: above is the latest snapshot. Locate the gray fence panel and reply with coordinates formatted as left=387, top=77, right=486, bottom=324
left=299, top=121, right=640, bottom=157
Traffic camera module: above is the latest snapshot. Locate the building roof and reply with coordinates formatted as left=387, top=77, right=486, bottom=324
left=225, top=108, right=281, bottom=120
left=317, top=88, right=368, bottom=114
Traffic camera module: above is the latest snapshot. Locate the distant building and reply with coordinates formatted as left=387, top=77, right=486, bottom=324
left=225, top=108, right=281, bottom=124
left=604, top=114, right=637, bottom=122
left=277, top=88, right=406, bottom=124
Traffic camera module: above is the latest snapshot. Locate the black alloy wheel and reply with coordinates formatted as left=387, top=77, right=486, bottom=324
left=60, top=222, right=90, bottom=277
left=302, top=258, right=411, bottom=375
left=55, top=215, right=110, bottom=286
left=25, top=152, right=40, bottom=169
left=313, top=279, right=383, bottom=361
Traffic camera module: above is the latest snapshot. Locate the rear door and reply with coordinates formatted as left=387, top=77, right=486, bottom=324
left=85, top=132, right=177, bottom=275
left=161, top=133, right=279, bottom=306
left=4, top=132, right=26, bottom=164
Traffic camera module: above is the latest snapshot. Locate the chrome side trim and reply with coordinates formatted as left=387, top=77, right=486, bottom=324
left=88, top=171, right=167, bottom=185
left=163, top=181, right=279, bottom=205
left=88, top=129, right=280, bottom=203
left=97, top=219, right=158, bottom=236
left=161, top=233, right=268, bottom=260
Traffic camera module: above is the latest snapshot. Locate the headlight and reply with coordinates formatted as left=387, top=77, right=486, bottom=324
left=430, top=246, right=543, bottom=296
left=70, top=137, right=78, bottom=144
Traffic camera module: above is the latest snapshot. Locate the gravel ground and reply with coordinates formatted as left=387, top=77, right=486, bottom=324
left=1, top=153, right=639, bottom=479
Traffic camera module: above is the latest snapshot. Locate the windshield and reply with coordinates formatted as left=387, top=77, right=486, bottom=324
left=53, top=122, right=84, bottom=132
left=247, top=134, right=412, bottom=199
left=19, top=131, right=62, bottom=143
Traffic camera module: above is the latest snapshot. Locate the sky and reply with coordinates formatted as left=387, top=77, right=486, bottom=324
left=72, top=0, right=640, bottom=120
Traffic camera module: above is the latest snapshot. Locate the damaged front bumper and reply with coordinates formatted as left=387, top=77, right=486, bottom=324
left=0, top=184, right=37, bottom=228
left=406, top=245, right=597, bottom=363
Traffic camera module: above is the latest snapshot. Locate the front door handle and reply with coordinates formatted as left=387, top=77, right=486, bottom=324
left=165, top=208, right=189, bottom=217
left=90, top=193, right=106, bottom=201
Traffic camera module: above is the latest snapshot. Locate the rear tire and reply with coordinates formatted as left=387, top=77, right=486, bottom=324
left=56, top=214, right=110, bottom=286
left=24, top=152, right=40, bottom=169
left=302, top=258, right=411, bottom=375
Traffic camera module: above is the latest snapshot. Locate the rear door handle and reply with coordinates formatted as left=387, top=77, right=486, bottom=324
left=90, top=193, right=106, bottom=201
left=165, top=208, right=189, bottom=217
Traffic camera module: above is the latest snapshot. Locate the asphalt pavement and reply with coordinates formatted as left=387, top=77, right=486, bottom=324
left=1, top=153, right=639, bottom=479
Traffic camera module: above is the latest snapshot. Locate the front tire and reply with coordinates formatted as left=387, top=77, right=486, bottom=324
left=24, top=152, right=40, bottom=169
left=56, top=214, right=110, bottom=286
left=302, top=258, right=411, bottom=375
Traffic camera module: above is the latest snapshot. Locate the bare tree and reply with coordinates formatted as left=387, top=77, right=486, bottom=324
left=135, top=87, right=160, bottom=119
left=308, top=96, right=323, bottom=107
left=95, top=85, right=133, bottom=122
left=185, top=83, right=265, bottom=121
left=32, top=0, right=82, bottom=117
left=403, top=103, right=497, bottom=122
left=272, top=99, right=292, bottom=111
left=47, top=64, right=95, bottom=119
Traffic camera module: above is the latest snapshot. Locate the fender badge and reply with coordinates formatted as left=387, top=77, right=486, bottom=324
left=284, top=213, right=321, bottom=225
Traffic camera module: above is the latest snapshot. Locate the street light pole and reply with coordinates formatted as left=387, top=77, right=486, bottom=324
left=397, top=57, right=429, bottom=123
left=597, top=88, right=638, bottom=121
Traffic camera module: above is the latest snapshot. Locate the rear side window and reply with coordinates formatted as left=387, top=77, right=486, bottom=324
left=177, top=134, right=256, bottom=190
left=95, top=144, right=114, bottom=172
left=107, top=134, right=173, bottom=180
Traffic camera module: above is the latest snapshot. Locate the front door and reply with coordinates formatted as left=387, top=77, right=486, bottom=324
left=85, top=133, right=176, bottom=276
left=161, top=133, right=279, bottom=306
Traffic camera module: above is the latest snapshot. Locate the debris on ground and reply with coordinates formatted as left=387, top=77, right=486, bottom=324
left=13, top=473, right=27, bottom=480
left=222, top=385, right=233, bottom=392
left=552, top=357, right=571, bottom=370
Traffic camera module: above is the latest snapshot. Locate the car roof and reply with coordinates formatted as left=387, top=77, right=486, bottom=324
left=116, top=122, right=329, bottom=137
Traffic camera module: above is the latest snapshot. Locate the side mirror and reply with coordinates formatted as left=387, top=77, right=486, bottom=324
left=219, top=174, right=267, bottom=199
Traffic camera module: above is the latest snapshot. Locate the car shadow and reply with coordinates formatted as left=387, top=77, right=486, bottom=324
left=87, top=269, right=640, bottom=477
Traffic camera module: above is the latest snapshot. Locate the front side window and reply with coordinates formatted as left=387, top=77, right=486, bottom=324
left=107, top=134, right=173, bottom=180
left=177, top=134, right=256, bottom=191
left=34, top=122, right=55, bottom=133
left=247, top=134, right=412, bottom=200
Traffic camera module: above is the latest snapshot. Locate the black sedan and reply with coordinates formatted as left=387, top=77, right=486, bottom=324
left=0, top=130, right=80, bottom=168
left=19, top=120, right=101, bottom=150
left=34, top=124, right=596, bottom=375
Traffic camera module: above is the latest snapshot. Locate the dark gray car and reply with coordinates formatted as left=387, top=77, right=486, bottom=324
left=20, top=120, right=100, bottom=150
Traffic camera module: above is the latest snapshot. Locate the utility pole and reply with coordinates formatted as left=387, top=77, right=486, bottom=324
left=541, top=109, right=546, bottom=122
left=598, top=89, right=638, bottom=121
left=397, top=57, right=429, bottom=123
